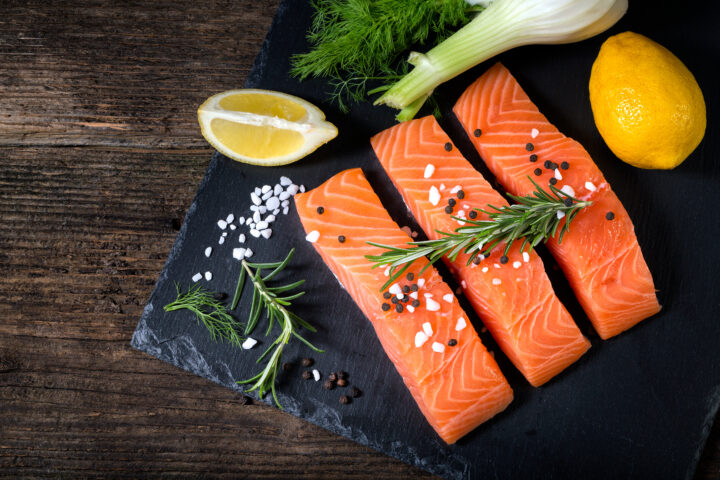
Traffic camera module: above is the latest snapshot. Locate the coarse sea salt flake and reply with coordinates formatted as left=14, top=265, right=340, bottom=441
left=261, top=229, right=272, bottom=239
left=253, top=211, right=261, bottom=223
left=239, top=233, right=246, bottom=243
left=229, top=224, right=236, bottom=230
left=415, top=331, right=429, bottom=348
left=204, top=271, right=213, bottom=281
left=384, top=266, right=391, bottom=277
left=266, top=215, right=276, bottom=223
left=417, top=278, right=425, bottom=287
left=312, top=369, right=320, bottom=381
left=266, top=197, right=280, bottom=210
left=442, top=293, right=453, bottom=303
left=261, top=185, right=271, bottom=194
left=273, top=209, right=280, bottom=215
left=523, top=251, right=530, bottom=263
left=279, top=191, right=291, bottom=201
left=274, top=184, right=283, bottom=195
left=299, top=185, right=305, bottom=192
left=389, top=283, right=401, bottom=295
left=461, top=280, right=467, bottom=289
left=407, top=305, right=415, bottom=313
left=256, top=221, right=268, bottom=230
left=287, top=185, right=299, bottom=195
left=305, top=230, right=320, bottom=243
left=424, top=164, right=435, bottom=178
left=242, top=337, right=258, bottom=350
left=557, top=210, right=566, bottom=219
left=432, top=342, right=445, bottom=353
left=423, top=292, right=433, bottom=298
left=410, top=292, right=418, bottom=299
left=555, top=169, right=562, bottom=180
left=282, top=207, right=289, bottom=215
left=561, top=185, right=575, bottom=197
left=482, top=267, right=489, bottom=273
left=513, top=261, right=521, bottom=269
left=531, top=128, right=539, bottom=138
left=492, top=278, right=502, bottom=285
left=226, top=213, right=234, bottom=223
left=450, top=185, right=462, bottom=194
left=585, top=181, right=597, bottom=191
left=244, top=248, right=253, bottom=258
left=426, top=298, right=440, bottom=311
left=222, top=231, right=228, bottom=237
left=423, top=322, right=433, bottom=337
left=440, top=183, right=446, bottom=190
left=455, top=317, right=467, bottom=331
left=233, top=248, right=246, bottom=260
left=250, top=193, right=261, bottom=205
left=204, top=247, right=212, bottom=257
left=217, top=219, right=227, bottom=230
left=280, top=176, right=292, bottom=186
left=192, top=273, right=202, bottom=282
left=262, top=191, right=272, bottom=201
left=218, top=236, right=225, bottom=245
left=429, top=186, right=441, bottom=206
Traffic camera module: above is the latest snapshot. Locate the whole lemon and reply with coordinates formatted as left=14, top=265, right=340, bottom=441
left=589, top=32, right=706, bottom=169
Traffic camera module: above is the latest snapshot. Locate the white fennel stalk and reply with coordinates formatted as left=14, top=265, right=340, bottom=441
left=377, top=0, right=628, bottom=121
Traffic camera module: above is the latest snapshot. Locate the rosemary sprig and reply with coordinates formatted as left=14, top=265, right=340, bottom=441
left=366, top=179, right=592, bottom=290
left=234, top=249, right=324, bottom=408
left=164, top=283, right=245, bottom=347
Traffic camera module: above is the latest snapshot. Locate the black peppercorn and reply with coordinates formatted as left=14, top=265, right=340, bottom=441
left=549, top=178, right=558, bottom=185
left=316, top=206, right=324, bottom=214
left=472, top=256, right=482, bottom=265
left=444, top=142, right=453, bottom=151
left=282, top=362, right=293, bottom=372
left=448, top=198, right=456, bottom=207
left=474, top=129, right=482, bottom=137
left=526, top=143, right=534, bottom=151
left=213, top=292, right=227, bottom=301
left=561, top=161, right=569, bottom=170
left=301, top=358, right=313, bottom=367
left=500, top=255, right=509, bottom=264
left=391, top=296, right=399, bottom=304
left=469, top=210, right=478, bottom=219
left=544, top=160, right=552, bottom=169
left=323, top=380, right=335, bottom=390
left=444, top=206, right=453, bottom=214
left=606, top=211, right=615, bottom=221
left=411, top=300, right=420, bottom=308
left=328, top=372, right=338, bottom=382
left=381, top=303, right=390, bottom=311
left=350, top=387, right=362, bottom=398
left=534, top=168, right=542, bottom=176
left=338, top=371, right=348, bottom=380
left=406, top=272, right=414, bottom=281
left=448, top=339, right=458, bottom=347
left=302, top=370, right=312, bottom=380
left=410, top=284, right=418, bottom=292
left=529, top=154, right=538, bottom=163
left=340, top=395, right=351, bottom=405
left=383, top=292, right=392, bottom=299
left=564, top=198, right=573, bottom=207
left=402, top=285, right=410, bottom=293
left=338, top=235, right=346, bottom=243
left=457, top=190, right=465, bottom=199
left=337, top=378, right=348, bottom=387
left=395, top=304, right=403, bottom=313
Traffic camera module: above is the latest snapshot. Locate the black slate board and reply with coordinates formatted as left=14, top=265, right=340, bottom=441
left=131, top=1, right=720, bottom=478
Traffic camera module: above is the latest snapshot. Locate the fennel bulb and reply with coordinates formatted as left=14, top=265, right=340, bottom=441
left=376, top=0, right=628, bottom=121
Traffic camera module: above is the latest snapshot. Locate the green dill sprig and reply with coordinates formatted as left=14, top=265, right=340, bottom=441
left=234, top=249, right=323, bottom=408
left=164, top=283, right=245, bottom=347
left=366, top=179, right=592, bottom=290
left=290, top=0, right=481, bottom=111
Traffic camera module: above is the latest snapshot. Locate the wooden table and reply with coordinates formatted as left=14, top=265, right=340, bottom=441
left=1, top=1, right=717, bottom=478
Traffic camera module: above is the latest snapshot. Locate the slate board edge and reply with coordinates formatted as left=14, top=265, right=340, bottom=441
left=129, top=2, right=465, bottom=479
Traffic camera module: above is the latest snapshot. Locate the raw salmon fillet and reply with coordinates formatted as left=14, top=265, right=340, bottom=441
left=371, top=116, right=590, bottom=387
left=453, top=63, right=661, bottom=339
left=294, top=168, right=513, bottom=443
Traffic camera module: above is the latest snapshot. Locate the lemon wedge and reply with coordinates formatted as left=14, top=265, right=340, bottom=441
left=198, top=89, right=338, bottom=166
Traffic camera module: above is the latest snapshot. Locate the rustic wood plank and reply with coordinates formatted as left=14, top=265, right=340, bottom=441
left=0, top=1, right=716, bottom=479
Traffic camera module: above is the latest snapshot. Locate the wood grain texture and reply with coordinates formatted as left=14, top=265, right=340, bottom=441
left=0, top=1, right=716, bottom=479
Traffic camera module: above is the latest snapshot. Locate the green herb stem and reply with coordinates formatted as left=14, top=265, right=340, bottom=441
left=366, top=179, right=591, bottom=290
